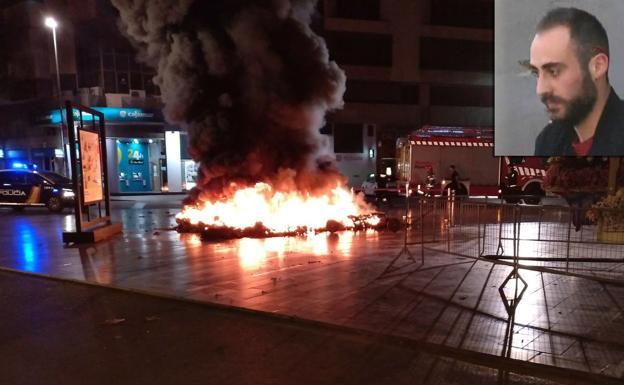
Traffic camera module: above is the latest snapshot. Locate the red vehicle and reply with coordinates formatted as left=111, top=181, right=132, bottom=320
left=396, top=126, right=546, bottom=203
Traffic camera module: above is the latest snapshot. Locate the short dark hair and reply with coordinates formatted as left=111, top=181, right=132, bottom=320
left=536, top=7, right=609, bottom=67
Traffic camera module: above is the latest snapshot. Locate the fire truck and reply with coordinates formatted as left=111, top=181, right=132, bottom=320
left=396, top=126, right=547, bottom=204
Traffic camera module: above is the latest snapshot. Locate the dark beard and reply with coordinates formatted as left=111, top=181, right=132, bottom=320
left=548, top=71, right=597, bottom=126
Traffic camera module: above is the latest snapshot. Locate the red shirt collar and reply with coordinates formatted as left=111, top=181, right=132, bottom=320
left=572, top=136, right=594, bottom=156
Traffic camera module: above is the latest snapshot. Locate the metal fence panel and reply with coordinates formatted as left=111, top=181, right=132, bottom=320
left=392, top=197, right=624, bottom=282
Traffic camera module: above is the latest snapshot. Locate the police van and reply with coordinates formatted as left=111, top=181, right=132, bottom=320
left=0, top=164, right=75, bottom=212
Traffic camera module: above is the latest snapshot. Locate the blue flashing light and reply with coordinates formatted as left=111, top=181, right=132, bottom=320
left=52, top=188, right=59, bottom=193
left=11, top=162, right=37, bottom=170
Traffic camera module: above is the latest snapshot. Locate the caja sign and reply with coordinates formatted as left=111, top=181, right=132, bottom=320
left=38, top=107, right=163, bottom=125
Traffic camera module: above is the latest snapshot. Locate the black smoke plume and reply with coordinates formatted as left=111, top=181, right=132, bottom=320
left=111, top=0, right=346, bottom=202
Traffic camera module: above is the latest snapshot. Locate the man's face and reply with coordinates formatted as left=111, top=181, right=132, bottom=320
left=529, top=26, right=597, bottom=125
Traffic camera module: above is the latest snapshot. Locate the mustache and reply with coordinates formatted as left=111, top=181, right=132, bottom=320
left=540, top=94, right=566, bottom=105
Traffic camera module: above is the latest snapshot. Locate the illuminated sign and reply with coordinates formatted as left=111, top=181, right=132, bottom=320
left=39, top=107, right=163, bottom=125
left=79, top=130, right=104, bottom=204
left=128, top=149, right=145, bottom=165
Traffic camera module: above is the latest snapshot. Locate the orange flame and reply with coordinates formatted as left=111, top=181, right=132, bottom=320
left=176, top=182, right=379, bottom=233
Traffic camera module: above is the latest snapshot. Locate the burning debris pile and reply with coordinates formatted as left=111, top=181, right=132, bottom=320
left=177, top=213, right=386, bottom=240
left=112, top=0, right=382, bottom=239
left=174, top=182, right=386, bottom=240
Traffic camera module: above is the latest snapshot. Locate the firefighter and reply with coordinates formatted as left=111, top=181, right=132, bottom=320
left=506, top=166, right=519, bottom=188
left=447, top=165, right=459, bottom=192
left=425, top=166, right=436, bottom=186
left=422, top=166, right=436, bottom=197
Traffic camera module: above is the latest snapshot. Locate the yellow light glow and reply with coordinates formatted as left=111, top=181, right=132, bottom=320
left=238, top=238, right=267, bottom=269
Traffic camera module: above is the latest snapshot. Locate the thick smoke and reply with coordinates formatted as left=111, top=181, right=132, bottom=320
left=111, top=0, right=347, bottom=202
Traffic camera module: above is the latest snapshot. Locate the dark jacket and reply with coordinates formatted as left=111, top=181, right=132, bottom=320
left=534, top=88, right=624, bottom=156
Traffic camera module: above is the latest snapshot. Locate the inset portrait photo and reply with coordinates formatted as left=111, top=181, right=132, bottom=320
left=495, top=1, right=624, bottom=156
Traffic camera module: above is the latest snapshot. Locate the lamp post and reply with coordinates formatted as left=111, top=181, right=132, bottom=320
left=44, top=16, right=69, bottom=177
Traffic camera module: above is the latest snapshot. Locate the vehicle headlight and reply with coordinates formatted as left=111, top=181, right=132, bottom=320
left=62, top=188, right=75, bottom=198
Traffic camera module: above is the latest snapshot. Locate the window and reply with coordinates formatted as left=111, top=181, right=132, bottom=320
left=325, top=32, right=392, bottom=67
left=333, top=124, right=363, bottom=153
left=77, top=51, right=101, bottom=87
left=60, top=74, right=76, bottom=91
left=79, top=71, right=98, bottom=88
left=102, top=54, right=114, bottom=70
left=25, top=173, right=44, bottom=185
left=103, top=71, right=116, bottom=93
left=344, top=80, right=418, bottom=104
left=117, top=73, right=130, bottom=93
left=130, top=72, right=143, bottom=89
left=335, top=0, right=380, bottom=20
left=430, top=85, right=493, bottom=107
left=145, top=76, right=160, bottom=96
left=420, top=38, right=492, bottom=72
left=88, top=55, right=101, bottom=72
left=5, top=171, right=25, bottom=184
left=430, top=0, right=493, bottom=29
left=129, top=58, right=141, bottom=72
left=179, top=134, right=190, bottom=159
left=116, top=54, right=129, bottom=72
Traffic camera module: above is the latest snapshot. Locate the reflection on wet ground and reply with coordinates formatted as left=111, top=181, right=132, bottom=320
left=1, top=204, right=623, bottom=382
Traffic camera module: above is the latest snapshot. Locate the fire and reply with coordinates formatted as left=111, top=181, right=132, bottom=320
left=176, top=182, right=383, bottom=237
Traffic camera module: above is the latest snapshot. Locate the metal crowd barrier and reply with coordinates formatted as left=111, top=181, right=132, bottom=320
left=390, top=194, right=624, bottom=283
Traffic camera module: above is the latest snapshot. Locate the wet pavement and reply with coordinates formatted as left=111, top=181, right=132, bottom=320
left=1, top=197, right=623, bottom=384
left=0, top=269, right=592, bottom=385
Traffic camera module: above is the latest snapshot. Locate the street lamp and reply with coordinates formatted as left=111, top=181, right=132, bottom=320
left=44, top=16, right=69, bottom=177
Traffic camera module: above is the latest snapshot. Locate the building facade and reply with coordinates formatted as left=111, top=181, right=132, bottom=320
left=0, top=0, right=196, bottom=193
left=320, top=0, right=493, bottom=186
left=0, top=0, right=494, bottom=191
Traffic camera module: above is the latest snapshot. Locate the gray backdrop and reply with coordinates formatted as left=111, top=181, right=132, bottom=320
left=494, top=0, right=624, bottom=156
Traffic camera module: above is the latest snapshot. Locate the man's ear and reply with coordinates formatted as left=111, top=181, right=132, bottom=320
left=590, top=53, right=609, bottom=79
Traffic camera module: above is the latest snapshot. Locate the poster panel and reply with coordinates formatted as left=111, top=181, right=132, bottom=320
left=79, top=129, right=103, bottom=204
